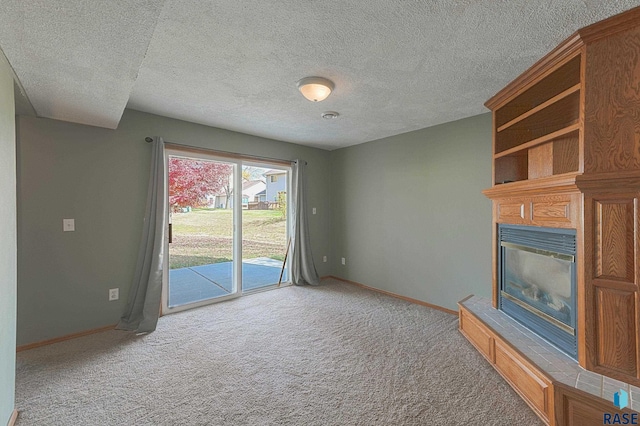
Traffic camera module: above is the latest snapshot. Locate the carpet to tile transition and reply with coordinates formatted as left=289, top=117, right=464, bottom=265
left=14, top=279, right=542, bottom=425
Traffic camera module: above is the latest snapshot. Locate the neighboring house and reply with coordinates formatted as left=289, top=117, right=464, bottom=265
left=208, top=192, right=228, bottom=209
left=265, top=170, right=287, bottom=202
left=241, top=180, right=266, bottom=208
left=207, top=177, right=267, bottom=209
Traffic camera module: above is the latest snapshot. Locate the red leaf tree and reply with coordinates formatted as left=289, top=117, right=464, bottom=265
left=168, top=158, right=232, bottom=209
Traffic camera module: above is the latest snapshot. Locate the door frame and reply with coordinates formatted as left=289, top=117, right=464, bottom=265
left=240, top=159, right=292, bottom=294
left=161, top=148, right=292, bottom=315
left=161, top=148, right=243, bottom=315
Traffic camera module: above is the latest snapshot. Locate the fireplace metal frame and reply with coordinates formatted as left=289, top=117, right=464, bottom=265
left=498, top=224, right=578, bottom=359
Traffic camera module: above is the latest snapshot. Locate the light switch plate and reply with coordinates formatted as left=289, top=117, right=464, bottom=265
left=109, top=288, right=119, bottom=301
left=63, top=218, right=75, bottom=232
left=312, top=207, right=317, bottom=215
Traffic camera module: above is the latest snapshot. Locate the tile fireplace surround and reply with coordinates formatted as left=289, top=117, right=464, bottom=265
left=460, top=296, right=640, bottom=412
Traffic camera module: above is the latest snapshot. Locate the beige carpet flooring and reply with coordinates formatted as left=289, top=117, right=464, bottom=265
left=15, top=279, right=543, bottom=425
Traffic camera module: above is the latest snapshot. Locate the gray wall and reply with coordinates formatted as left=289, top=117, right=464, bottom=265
left=17, top=109, right=332, bottom=346
left=0, top=56, right=16, bottom=423
left=17, top=107, right=491, bottom=345
left=330, top=113, right=493, bottom=311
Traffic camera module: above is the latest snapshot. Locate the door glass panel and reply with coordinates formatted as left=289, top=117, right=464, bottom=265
left=167, top=155, right=235, bottom=308
left=241, top=165, right=289, bottom=291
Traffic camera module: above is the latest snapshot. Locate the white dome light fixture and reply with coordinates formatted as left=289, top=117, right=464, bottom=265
left=297, top=77, right=334, bottom=102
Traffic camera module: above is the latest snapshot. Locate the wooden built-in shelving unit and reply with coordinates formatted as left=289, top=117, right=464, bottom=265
left=460, top=6, right=640, bottom=425
left=493, top=53, right=582, bottom=185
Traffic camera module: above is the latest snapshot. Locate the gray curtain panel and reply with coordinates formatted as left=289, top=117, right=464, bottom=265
left=290, top=160, right=320, bottom=285
left=117, top=137, right=166, bottom=333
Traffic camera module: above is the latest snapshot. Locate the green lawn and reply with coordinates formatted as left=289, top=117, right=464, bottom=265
left=169, top=208, right=287, bottom=269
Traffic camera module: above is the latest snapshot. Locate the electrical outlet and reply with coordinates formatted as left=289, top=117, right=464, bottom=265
left=109, top=288, right=119, bottom=301
left=63, top=218, right=75, bottom=232
left=323, top=255, right=327, bottom=262
left=341, top=257, right=346, bottom=265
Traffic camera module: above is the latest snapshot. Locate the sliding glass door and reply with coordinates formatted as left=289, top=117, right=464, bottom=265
left=162, top=148, right=290, bottom=314
left=164, top=153, right=240, bottom=311
left=241, top=163, right=289, bottom=291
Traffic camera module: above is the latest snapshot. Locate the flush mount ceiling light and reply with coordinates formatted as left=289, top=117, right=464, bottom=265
left=297, top=77, right=334, bottom=102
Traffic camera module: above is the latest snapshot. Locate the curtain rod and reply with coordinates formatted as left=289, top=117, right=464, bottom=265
left=145, top=137, right=304, bottom=166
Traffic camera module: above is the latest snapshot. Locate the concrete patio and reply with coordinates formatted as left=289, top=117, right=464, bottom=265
left=168, top=257, right=287, bottom=307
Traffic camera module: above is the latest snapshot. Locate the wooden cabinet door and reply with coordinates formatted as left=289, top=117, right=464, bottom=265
left=496, top=198, right=529, bottom=224
left=554, top=383, right=635, bottom=426
left=494, top=341, right=550, bottom=421
left=459, top=309, right=494, bottom=363
left=583, top=193, right=640, bottom=385
left=530, top=194, right=578, bottom=228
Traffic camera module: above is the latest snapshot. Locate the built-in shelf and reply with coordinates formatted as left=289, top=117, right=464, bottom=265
left=495, top=93, right=580, bottom=155
left=493, top=53, right=582, bottom=184
left=493, top=127, right=580, bottom=186
left=494, top=124, right=580, bottom=160
left=497, top=84, right=581, bottom=133
left=494, top=54, right=581, bottom=130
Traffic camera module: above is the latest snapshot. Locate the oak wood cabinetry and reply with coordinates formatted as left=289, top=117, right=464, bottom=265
left=460, top=301, right=636, bottom=426
left=459, top=306, right=554, bottom=423
left=459, top=6, right=640, bottom=425
left=493, top=340, right=552, bottom=420
left=553, top=384, right=637, bottom=426
left=495, top=194, right=579, bottom=228
left=583, top=192, right=640, bottom=382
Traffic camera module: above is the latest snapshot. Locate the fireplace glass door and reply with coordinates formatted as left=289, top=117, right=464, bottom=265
left=502, top=243, right=574, bottom=330
left=498, top=224, right=577, bottom=358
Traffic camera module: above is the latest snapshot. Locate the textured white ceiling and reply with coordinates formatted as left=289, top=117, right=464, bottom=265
left=1, top=1, right=639, bottom=149
left=0, top=0, right=164, bottom=128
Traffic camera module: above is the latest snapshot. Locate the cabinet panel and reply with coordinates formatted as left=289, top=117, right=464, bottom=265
left=584, top=25, right=640, bottom=173
left=495, top=195, right=577, bottom=228
left=529, top=142, right=554, bottom=179
left=495, top=153, right=528, bottom=185
left=564, top=401, right=603, bottom=426
left=585, top=193, right=640, bottom=384
left=497, top=199, right=527, bottom=224
left=553, top=135, right=580, bottom=175
left=531, top=194, right=575, bottom=228
left=594, top=199, right=635, bottom=282
left=459, top=311, right=494, bottom=362
left=595, top=287, right=637, bottom=377
left=494, top=341, right=549, bottom=417
left=554, top=384, right=632, bottom=426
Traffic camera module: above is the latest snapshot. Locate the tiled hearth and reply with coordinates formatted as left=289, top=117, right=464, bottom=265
left=461, top=296, right=640, bottom=411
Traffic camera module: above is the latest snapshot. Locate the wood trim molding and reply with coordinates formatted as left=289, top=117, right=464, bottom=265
left=483, top=173, right=581, bottom=198
left=485, top=168, right=640, bottom=198
left=485, top=5, right=640, bottom=111
left=576, top=170, right=640, bottom=192
left=7, top=409, right=18, bottom=426
left=16, top=324, right=116, bottom=352
left=485, top=36, right=583, bottom=110
left=164, top=143, right=293, bottom=167
left=458, top=294, right=475, bottom=304
left=326, top=276, right=458, bottom=315
left=578, top=5, right=640, bottom=43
